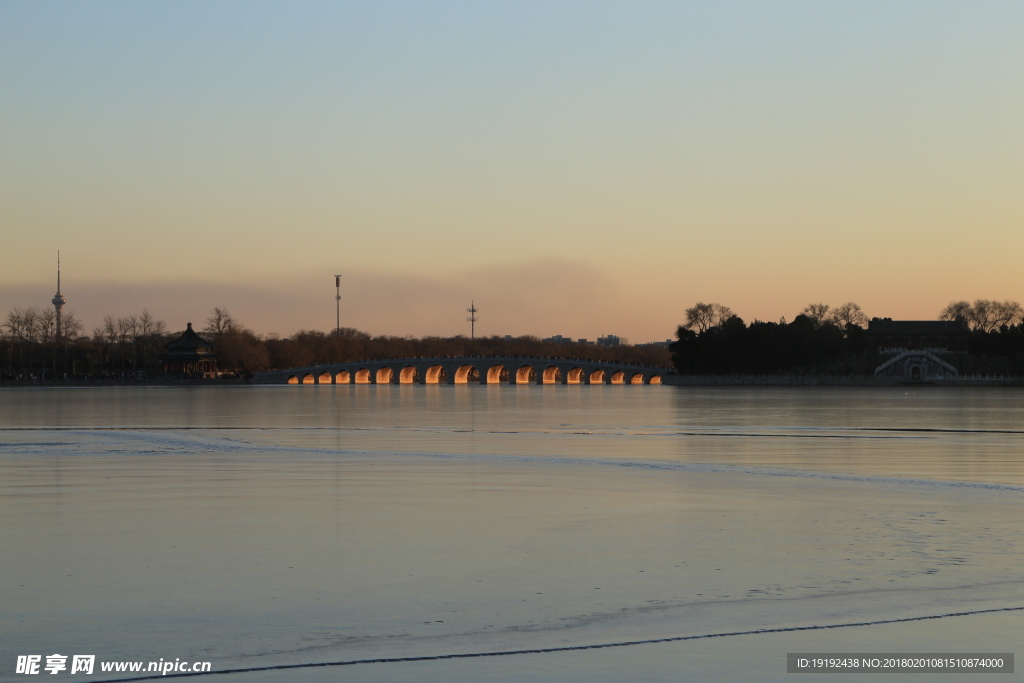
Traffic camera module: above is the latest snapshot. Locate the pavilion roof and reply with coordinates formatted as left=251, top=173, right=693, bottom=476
left=162, top=322, right=216, bottom=359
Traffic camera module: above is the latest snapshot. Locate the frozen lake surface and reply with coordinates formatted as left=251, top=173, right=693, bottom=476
left=1, top=386, right=1022, bottom=681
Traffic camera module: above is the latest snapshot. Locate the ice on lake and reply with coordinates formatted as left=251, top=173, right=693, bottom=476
left=1, top=386, right=1022, bottom=681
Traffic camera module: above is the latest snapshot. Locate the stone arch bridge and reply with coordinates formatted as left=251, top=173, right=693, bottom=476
left=254, top=357, right=667, bottom=386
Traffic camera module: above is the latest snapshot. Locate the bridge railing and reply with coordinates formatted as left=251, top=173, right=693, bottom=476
left=259, top=355, right=673, bottom=373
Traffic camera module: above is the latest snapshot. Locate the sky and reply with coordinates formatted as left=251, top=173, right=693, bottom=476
left=2, top=1, right=1022, bottom=341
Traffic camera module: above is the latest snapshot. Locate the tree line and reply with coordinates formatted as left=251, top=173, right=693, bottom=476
left=671, top=299, right=1024, bottom=376
left=208, top=309, right=671, bottom=374
left=1, top=305, right=671, bottom=379
left=1, top=305, right=171, bottom=378
left=938, top=299, right=1023, bottom=331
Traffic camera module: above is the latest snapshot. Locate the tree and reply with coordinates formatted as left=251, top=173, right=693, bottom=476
left=138, top=309, right=160, bottom=338
left=204, top=307, right=236, bottom=338
left=939, top=300, right=972, bottom=324
left=827, top=302, right=868, bottom=335
left=4, top=307, right=42, bottom=374
left=683, top=303, right=734, bottom=333
left=801, top=303, right=830, bottom=329
left=216, top=327, right=270, bottom=373
left=135, top=309, right=167, bottom=364
left=101, top=315, right=118, bottom=347
left=117, top=315, right=139, bottom=367
left=58, top=312, right=83, bottom=345
left=990, top=300, right=1023, bottom=330
left=36, top=309, right=57, bottom=345
left=10, top=307, right=41, bottom=344
left=3, top=308, right=32, bottom=373
left=942, top=299, right=1024, bottom=331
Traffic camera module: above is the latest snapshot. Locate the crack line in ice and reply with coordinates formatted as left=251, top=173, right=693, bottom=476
left=409, top=451, right=1024, bottom=493
left=0, top=425, right=966, bottom=440
left=85, top=605, right=1024, bottom=682
left=4, top=429, right=1024, bottom=493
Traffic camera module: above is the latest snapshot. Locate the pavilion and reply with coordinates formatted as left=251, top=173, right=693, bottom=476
left=161, top=323, right=219, bottom=376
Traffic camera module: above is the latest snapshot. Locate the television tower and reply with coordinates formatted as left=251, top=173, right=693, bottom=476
left=466, top=300, right=478, bottom=340
left=334, top=274, right=342, bottom=334
left=51, top=252, right=66, bottom=338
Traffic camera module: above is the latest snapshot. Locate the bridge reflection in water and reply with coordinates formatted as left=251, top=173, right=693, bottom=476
left=254, top=357, right=666, bottom=385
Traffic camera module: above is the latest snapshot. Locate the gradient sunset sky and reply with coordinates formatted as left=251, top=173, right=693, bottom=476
left=2, top=2, right=1022, bottom=342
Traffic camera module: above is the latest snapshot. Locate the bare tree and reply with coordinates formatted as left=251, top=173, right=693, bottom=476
left=217, top=327, right=270, bottom=373
left=14, top=307, right=42, bottom=344
left=116, top=315, right=139, bottom=367
left=683, top=303, right=734, bottom=333
left=991, top=300, right=1023, bottom=329
left=102, top=315, right=118, bottom=346
left=59, top=312, right=83, bottom=344
left=138, top=309, right=159, bottom=338
left=3, top=307, right=47, bottom=373
left=827, top=302, right=868, bottom=335
left=204, top=307, right=237, bottom=338
left=2, top=308, right=27, bottom=373
left=939, top=300, right=972, bottom=324
left=135, top=309, right=167, bottom=363
left=969, top=299, right=996, bottom=332
left=967, top=299, right=1021, bottom=332
left=36, top=309, right=57, bottom=345
left=939, top=299, right=1023, bottom=331
left=6, top=308, right=34, bottom=344
left=801, top=303, right=831, bottom=329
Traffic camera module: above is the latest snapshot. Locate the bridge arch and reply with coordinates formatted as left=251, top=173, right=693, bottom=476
left=630, top=372, right=644, bottom=384
left=566, top=367, right=584, bottom=384
left=355, top=368, right=371, bottom=384
left=454, top=365, right=479, bottom=384
left=399, top=366, right=419, bottom=384
left=514, top=365, right=535, bottom=384
left=609, top=371, right=625, bottom=384
left=425, top=365, right=446, bottom=384
left=648, top=374, right=662, bottom=385
left=336, top=370, right=351, bottom=384
left=302, top=373, right=316, bottom=385
left=486, top=364, right=508, bottom=384
left=318, top=371, right=332, bottom=384
left=589, top=369, right=605, bottom=384
left=542, top=366, right=562, bottom=384
left=287, top=375, right=298, bottom=384
left=376, top=367, right=394, bottom=384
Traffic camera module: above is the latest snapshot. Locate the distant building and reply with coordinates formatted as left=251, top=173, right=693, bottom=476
left=541, top=335, right=596, bottom=346
left=543, top=335, right=573, bottom=345
left=867, top=319, right=968, bottom=380
left=161, top=323, right=218, bottom=376
left=866, top=319, right=969, bottom=353
left=636, top=340, right=673, bottom=348
left=874, top=351, right=959, bottom=381
left=597, top=335, right=628, bottom=347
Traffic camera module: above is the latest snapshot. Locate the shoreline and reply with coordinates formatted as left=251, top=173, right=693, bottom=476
left=664, top=376, right=1024, bottom=387
left=1, top=376, right=1023, bottom=387
left=0, top=378, right=252, bottom=387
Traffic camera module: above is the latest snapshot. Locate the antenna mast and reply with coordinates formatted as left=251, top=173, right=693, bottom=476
left=334, top=274, right=342, bottom=334
left=466, top=300, right=478, bottom=340
left=52, top=251, right=66, bottom=339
